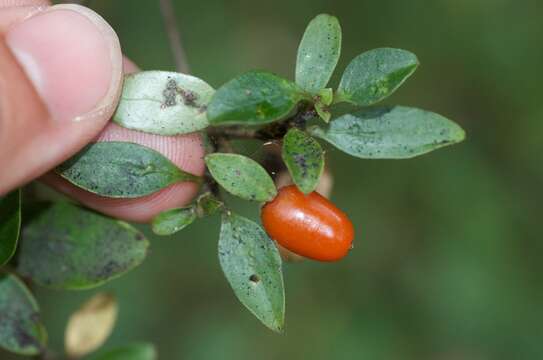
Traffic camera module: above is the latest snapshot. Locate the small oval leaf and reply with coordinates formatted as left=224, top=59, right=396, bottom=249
left=337, top=48, right=419, bottom=106
left=65, top=293, right=118, bottom=359
left=151, top=207, right=197, bottom=236
left=205, top=153, right=277, bottom=202
left=314, top=102, right=331, bottom=123
left=196, top=192, right=224, bottom=217
left=309, top=106, right=465, bottom=159
left=295, top=14, right=342, bottom=93
left=207, top=71, right=306, bottom=125
left=57, top=142, right=199, bottom=199
left=0, top=189, right=21, bottom=266
left=88, top=343, right=157, bottom=360
left=113, top=71, right=214, bottom=135
left=17, top=202, right=149, bottom=289
left=282, top=128, right=325, bottom=194
left=219, top=212, right=285, bottom=332
left=0, top=273, right=47, bottom=355
left=317, top=88, right=334, bottom=106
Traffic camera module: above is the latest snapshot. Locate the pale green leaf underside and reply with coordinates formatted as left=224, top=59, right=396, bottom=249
left=282, top=128, right=325, bottom=194
left=295, top=14, right=342, bottom=93
left=57, top=142, right=199, bottom=199
left=310, top=106, right=465, bottom=159
left=17, top=202, right=149, bottom=290
left=219, top=212, right=285, bottom=332
left=151, top=207, right=197, bottom=236
left=113, top=71, right=214, bottom=135
left=0, top=189, right=21, bottom=266
left=0, top=274, right=47, bottom=355
left=207, top=71, right=306, bottom=125
left=88, top=343, right=157, bottom=360
left=205, top=153, right=277, bottom=202
left=337, top=48, right=419, bottom=106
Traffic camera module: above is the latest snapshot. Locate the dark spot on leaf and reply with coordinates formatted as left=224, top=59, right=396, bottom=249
left=30, top=312, right=41, bottom=323
left=177, top=87, right=199, bottom=107
left=14, top=325, right=39, bottom=350
left=249, top=274, right=260, bottom=283
left=166, top=78, right=177, bottom=89
left=293, top=154, right=308, bottom=176
left=162, top=80, right=178, bottom=108
left=135, top=233, right=145, bottom=241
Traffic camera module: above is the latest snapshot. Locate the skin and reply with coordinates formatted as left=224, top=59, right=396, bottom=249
left=0, top=1, right=205, bottom=222
left=261, top=185, right=354, bottom=262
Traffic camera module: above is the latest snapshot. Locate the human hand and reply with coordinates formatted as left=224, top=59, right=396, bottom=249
left=0, top=1, right=205, bottom=222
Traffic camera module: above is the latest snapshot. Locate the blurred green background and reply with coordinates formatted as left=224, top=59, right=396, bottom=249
left=5, top=0, right=543, bottom=359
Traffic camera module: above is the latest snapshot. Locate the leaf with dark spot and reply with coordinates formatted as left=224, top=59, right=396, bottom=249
left=205, top=153, right=277, bottom=202
left=0, top=189, right=21, bottom=266
left=309, top=106, right=465, bottom=159
left=113, top=71, right=214, bottom=135
left=282, top=128, right=325, bottom=194
left=336, top=48, right=419, bottom=106
left=57, top=142, right=200, bottom=199
left=0, top=273, right=47, bottom=355
left=17, top=202, right=149, bottom=290
left=219, top=212, right=284, bottom=332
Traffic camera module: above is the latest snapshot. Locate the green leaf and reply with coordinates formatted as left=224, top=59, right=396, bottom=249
left=314, top=88, right=333, bottom=123
left=0, top=273, right=47, bottom=355
left=151, top=207, right=197, bottom=236
left=219, top=212, right=284, bottom=332
left=0, top=189, right=21, bottom=266
left=196, top=192, right=224, bottom=217
left=207, top=71, right=307, bottom=125
left=317, top=88, right=334, bottom=106
left=205, top=153, right=277, bottom=202
left=57, top=142, right=200, bottom=199
left=88, top=343, right=157, bottom=360
left=113, top=71, right=214, bottom=135
left=295, top=14, right=342, bottom=93
left=309, top=106, right=465, bottom=159
left=17, top=202, right=149, bottom=290
left=337, top=48, right=419, bottom=106
left=314, top=102, right=331, bottom=123
left=282, top=128, right=325, bottom=194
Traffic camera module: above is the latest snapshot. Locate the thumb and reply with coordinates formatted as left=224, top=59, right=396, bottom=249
left=0, top=4, right=122, bottom=195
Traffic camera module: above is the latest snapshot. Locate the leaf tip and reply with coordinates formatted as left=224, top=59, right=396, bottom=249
left=270, top=322, right=285, bottom=334
left=453, top=123, right=467, bottom=143
left=313, top=13, right=339, bottom=22
left=262, top=309, right=285, bottom=334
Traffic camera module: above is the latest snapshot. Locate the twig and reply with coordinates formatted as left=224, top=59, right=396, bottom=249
left=60, top=0, right=90, bottom=5
left=158, top=0, right=190, bottom=73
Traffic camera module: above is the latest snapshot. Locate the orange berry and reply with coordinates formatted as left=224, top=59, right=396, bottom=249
left=261, top=185, right=354, bottom=262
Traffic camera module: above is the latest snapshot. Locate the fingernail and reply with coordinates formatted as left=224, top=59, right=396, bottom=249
left=6, top=4, right=122, bottom=123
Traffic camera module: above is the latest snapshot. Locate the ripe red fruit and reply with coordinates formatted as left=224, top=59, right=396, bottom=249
left=261, top=185, right=354, bottom=262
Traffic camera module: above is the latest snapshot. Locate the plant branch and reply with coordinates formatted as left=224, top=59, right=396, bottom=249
left=158, top=0, right=190, bottom=73
left=60, top=0, right=90, bottom=5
